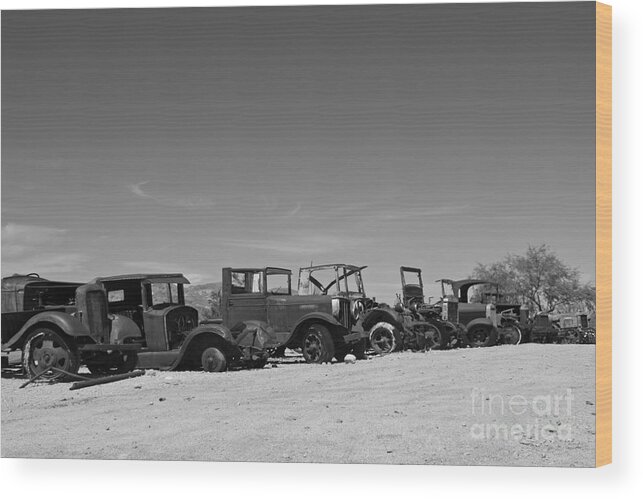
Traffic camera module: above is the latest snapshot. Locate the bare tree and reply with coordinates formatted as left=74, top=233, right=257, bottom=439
left=472, top=244, right=595, bottom=313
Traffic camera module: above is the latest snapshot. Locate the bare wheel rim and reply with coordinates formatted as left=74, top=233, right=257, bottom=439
left=26, top=330, right=74, bottom=378
left=371, top=327, right=395, bottom=354
left=501, top=326, right=521, bottom=345
left=303, top=332, right=323, bottom=362
left=424, top=325, right=442, bottom=349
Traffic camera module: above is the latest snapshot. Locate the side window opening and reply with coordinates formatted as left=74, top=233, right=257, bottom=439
left=231, top=272, right=263, bottom=294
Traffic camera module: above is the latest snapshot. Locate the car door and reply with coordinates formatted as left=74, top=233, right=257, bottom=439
left=225, top=270, right=268, bottom=328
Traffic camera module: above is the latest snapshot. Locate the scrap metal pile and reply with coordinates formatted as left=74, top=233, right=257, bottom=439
left=1, top=266, right=596, bottom=382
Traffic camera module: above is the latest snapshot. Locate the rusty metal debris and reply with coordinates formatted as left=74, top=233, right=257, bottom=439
left=70, top=370, right=145, bottom=391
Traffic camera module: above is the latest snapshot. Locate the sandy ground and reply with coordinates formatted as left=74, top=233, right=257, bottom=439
left=1, top=344, right=595, bottom=466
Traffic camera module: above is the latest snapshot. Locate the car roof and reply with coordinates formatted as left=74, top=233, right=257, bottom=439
left=1, top=274, right=82, bottom=292
left=300, top=263, right=366, bottom=272
left=438, top=278, right=498, bottom=288
left=92, top=273, right=190, bottom=284
left=228, top=267, right=292, bottom=274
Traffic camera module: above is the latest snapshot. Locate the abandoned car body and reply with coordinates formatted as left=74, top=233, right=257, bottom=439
left=91, top=273, right=268, bottom=372
left=222, top=267, right=359, bottom=363
left=359, top=267, right=450, bottom=354
left=528, top=312, right=596, bottom=344
left=1, top=273, right=140, bottom=380
left=436, top=279, right=501, bottom=347
left=296, top=264, right=450, bottom=355
left=297, top=263, right=373, bottom=359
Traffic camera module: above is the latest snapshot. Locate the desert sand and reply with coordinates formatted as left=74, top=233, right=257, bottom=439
left=1, top=344, right=595, bottom=467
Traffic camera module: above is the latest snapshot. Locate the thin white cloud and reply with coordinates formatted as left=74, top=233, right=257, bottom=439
left=128, top=180, right=153, bottom=199
left=286, top=203, right=302, bottom=217
left=126, top=180, right=216, bottom=208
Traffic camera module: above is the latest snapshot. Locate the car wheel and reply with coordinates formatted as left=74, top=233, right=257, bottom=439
left=22, top=327, right=80, bottom=381
left=421, top=323, right=448, bottom=350
left=498, top=325, right=522, bottom=345
left=201, top=347, right=227, bottom=372
left=369, top=322, right=399, bottom=354
left=301, top=324, right=335, bottom=364
left=466, top=325, right=498, bottom=348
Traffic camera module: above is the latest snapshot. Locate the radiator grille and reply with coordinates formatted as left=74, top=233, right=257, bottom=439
left=337, top=299, right=352, bottom=330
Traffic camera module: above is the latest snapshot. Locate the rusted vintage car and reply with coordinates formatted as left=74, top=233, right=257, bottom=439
left=436, top=279, right=501, bottom=347
left=528, top=312, right=595, bottom=344
left=297, top=263, right=372, bottom=359
left=221, top=267, right=359, bottom=363
left=1, top=273, right=140, bottom=380
left=477, top=286, right=528, bottom=345
left=297, top=264, right=449, bottom=355
left=90, top=273, right=269, bottom=372
left=361, top=266, right=449, bottom=353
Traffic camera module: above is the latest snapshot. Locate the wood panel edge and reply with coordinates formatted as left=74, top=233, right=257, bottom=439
left=595, top=0, right=612, bottom=468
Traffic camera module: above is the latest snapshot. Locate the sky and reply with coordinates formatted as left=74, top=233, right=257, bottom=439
left=1, top=2, right=596, bottom=303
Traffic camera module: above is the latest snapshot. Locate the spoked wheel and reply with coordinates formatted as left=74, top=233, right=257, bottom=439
left=22, top=328, right=79, bottom=381
left=498, top=325, right=522, bottom=345
left=418, top=323, right=448, bottom=350
left=201, top=347, right=227, bottom=372
left=301, top=324, right=335, bottom=364
left=466, top=325, right=498, bottom=348
left=369, top=322, right=399, bottom=354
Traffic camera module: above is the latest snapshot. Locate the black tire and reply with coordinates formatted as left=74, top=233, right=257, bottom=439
left=466, top=324, right=498, bottom=348
left=22, top=327, right=80, bottom=381
left=369, top=322, right=399, bottom=354
left=201, top=347, right=227, bottom=372
left=301, top=324, right=335, bottom=364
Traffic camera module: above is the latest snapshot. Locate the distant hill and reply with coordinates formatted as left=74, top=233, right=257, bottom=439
left=184, top=282, right=221, bottom=319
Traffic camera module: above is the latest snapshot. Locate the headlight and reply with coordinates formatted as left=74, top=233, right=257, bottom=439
left=352, top=301, right=365, bottom=320
left=331, top=297, right=340, bottom=319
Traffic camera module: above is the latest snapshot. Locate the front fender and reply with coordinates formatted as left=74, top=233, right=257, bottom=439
left=293, top=311, right=342, bottom=331
left=2, top=311, right=89, bottom=351
left=187, top=324, right=235, bottom=343
left=361, top=307, right=403, bottom=332
left=109, top=314, right=142, bottom=344
left=170, top=327, right=239, bottom=369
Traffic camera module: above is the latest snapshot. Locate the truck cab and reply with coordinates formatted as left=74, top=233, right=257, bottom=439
left=222, top=267, right=359, bottom=363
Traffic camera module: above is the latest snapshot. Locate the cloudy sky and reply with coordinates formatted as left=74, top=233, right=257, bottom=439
left=1, top=3, right=596, bottom=302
